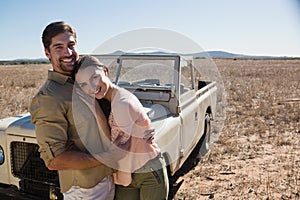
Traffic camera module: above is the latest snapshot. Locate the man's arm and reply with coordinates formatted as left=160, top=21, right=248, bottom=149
left=31, top=95, right=102, bottom=171
left=48, top=151, right=102, bottom=170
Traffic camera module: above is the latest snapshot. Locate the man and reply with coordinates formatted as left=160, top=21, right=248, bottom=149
left=30, top=21, right=114, bottom=199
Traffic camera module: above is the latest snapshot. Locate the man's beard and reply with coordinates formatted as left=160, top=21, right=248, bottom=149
left=60, top=63, right=74, bottom=74
left=58, top=56, right=77, bottom=75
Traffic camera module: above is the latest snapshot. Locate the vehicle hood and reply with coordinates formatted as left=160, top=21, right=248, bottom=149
left=3, top=104, right=171, bottom=139
left=142, top=103, right=173, bottom=134
left=5, top=113, right=36, bottom=138
left=0, top=114, right=28, bottom=132
left=143, top=103, right=171, bottom=122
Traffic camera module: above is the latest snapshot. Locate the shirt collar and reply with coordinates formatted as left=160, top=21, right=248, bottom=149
left=48, top=69, right=74, bottom=84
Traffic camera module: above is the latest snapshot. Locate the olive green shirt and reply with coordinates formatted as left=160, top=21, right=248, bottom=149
left=30, top=70, right=113, bottom=193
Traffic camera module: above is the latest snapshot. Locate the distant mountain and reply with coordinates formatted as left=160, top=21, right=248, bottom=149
left=189, top=51, right=285, bottom=59
left=0, top=58, right=49, bottom=65
left=111, top=50, right=125, bottom=55
left=110, top=50, right=294, bottom=59
left=110, top=50, right=177, bottom=56
left=188, top=51, right=247, bottom=58
left=0, top=51, right=297, bottom=65
left=14, top=58, right=49, bottom=62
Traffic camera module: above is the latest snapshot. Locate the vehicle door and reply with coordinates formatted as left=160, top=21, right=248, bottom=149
left=178, top=63, right=199, bottom=162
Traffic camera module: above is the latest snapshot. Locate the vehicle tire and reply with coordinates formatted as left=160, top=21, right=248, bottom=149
left=198, top=113, right=211, bottom=158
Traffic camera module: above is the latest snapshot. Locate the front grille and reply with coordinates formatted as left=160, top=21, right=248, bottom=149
left=19, top=178, right=63, bottom=199
left=10, top=141, right=62, bottom=199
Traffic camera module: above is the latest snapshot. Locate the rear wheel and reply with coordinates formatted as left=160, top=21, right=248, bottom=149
left=198, top=113, right=211, bottom=158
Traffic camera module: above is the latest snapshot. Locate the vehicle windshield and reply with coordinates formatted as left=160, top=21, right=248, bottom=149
left=117, top=57, right=176, bottom=88
left=95, top=55, right=179, bottom=90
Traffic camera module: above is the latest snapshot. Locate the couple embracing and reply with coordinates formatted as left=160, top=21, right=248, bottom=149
left=30, top=21, right=169, bottom=200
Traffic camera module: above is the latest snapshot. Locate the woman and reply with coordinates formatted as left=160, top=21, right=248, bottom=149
left=74, top=55, right=169, bottom=200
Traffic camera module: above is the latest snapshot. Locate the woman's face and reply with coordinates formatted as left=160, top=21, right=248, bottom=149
left=76, top=65, right=109, bottom=99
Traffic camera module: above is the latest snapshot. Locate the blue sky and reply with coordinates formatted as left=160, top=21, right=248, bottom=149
left=0, top=0, right=299, bottom=60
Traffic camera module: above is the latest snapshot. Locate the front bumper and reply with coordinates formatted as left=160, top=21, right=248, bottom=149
left=0, top=183, right=41, bottom=200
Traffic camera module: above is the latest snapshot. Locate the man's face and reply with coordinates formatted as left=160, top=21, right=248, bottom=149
left=45, top=31, right=79, bottom=76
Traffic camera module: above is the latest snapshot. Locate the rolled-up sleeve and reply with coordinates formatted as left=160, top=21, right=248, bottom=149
left=30, top=94, right=68, bottom=166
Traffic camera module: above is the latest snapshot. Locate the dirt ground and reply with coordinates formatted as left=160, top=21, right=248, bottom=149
left=0, top=59, right=299, bottom=199
left=171, top=59, right=300, bottom=199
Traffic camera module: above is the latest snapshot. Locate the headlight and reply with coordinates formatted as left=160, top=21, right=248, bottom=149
left=0, top=145, right=4, bottom=165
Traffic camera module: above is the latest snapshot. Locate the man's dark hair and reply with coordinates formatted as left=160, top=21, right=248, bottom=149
left=42, top=21, right=77, bottom=51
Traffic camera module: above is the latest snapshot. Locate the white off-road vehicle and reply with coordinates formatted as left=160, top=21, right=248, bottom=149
left=0, top=54, right=217, bottom=199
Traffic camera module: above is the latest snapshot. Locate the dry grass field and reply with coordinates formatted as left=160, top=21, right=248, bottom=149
left=0, top=64, right=51, bottom=119
left=0, top=59, right=299, bottom=199
left=173, top=59, right=300, bottom=199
